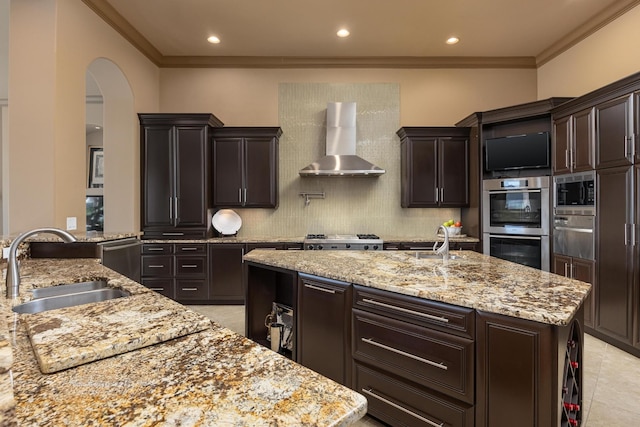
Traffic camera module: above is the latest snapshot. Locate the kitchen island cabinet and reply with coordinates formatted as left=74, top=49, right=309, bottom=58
left=3, top=257, right=367, bottom=426
left=244, top=250, right=590, bottom=427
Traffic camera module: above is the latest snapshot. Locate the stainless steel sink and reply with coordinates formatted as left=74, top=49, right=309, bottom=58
left=13, top=288, right=130, bottom=314
left=30, top=280, right=109, bottom=299
left=415, top=252, right=460, bottom=260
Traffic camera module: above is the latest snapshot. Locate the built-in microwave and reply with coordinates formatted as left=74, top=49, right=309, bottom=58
left=554, top=171, right=595, bottom=215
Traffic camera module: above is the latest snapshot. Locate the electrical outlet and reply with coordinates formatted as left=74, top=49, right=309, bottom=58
left=2, top=247, right=9, bottom=259
left=66, top=217, right=77, bottom=231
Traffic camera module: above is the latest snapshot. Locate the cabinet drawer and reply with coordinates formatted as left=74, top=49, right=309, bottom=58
left=174, top=243, right=207, bottom=254
left=354, top=285, right=474, bottom=339
left=355, top=363, right=473, bottom=427
left=141, top=278, right=175, bottom=299
left=142, top=255, right=173, bottom=277
left=142, top=230, right=209, bottom=240
left=353, top=309, right=474, bottom=403
left=175, top=279, right=209, bottom=300
left=142, top=244, right=173, bottom=255
left=175, top=256, right=207, bottom=277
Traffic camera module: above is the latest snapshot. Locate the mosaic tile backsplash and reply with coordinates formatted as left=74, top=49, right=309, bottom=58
left=233, top=83, right=460, bottom=238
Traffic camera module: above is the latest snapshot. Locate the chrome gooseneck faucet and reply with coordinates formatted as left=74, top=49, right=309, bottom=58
left=5, top=228, right=77, bottom=298
left=433, top=225, right=450, bottom=260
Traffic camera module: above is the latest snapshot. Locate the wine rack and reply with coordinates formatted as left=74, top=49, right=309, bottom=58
left=561, top=319, right=582, bottom=426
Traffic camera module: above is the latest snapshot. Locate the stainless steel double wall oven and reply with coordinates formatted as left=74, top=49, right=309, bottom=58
left=483, top=176, right=551, bottom=271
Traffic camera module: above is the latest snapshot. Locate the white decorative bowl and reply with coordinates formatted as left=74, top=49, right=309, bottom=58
left=212, top=209, right=242, bottom=235
left=446, top=226, right=462, bottom=236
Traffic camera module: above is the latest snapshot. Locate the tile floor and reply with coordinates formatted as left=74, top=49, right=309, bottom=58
left=187, top=305, right=640, bottom=426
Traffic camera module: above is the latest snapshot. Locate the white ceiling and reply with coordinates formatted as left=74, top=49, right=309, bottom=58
left=89, top=0, right=638, bottom=67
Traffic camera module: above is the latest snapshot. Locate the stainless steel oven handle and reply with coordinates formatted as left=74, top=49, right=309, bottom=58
left=488, top=189, right=542, bottom=194
left=490, top=234, right=541, bottom=240
left=361, top=388, right=444, bottom=427
left=553, top=226, right=593, bottom=233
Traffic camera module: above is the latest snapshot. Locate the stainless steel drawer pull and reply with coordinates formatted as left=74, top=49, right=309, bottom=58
left=304, top=283, right=336, bottom=294
left=361, top=388, right=444, bottom=427
left=147, top=248, right=165, bottom=251
left=148, top=265, right=165, bottom=268
left=162, top=232, right=184, bottom=236
left=181, top=287, right=198, bottom=291
left=362, top=298, right=449, bottom=323
left=362, top=338, right=448, bottom=370
left=149, top=288, right=165, bottom=291
left=180, top=247, right=199, bottom=251
left=181, top=264, right=199, bottom=268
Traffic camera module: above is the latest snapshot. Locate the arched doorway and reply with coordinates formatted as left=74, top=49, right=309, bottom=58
left=86, top=58, right=136, bottom=233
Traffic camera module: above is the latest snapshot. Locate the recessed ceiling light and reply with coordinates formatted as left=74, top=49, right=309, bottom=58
left=446, top=37, right=460, bottom=45
left=337, top=29, right=350, bottom=38
left=207, top=36, right=221, bottom=44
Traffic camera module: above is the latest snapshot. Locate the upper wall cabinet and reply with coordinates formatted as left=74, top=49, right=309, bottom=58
left=397, top=127, right=470, bottom=208
left=139, top=113, right=223, bottom=239
left=595, top=95, right=634, bottom=169
left=212, top=127, right=282, bottom=209
left=553, top=108, right=595, bottom=174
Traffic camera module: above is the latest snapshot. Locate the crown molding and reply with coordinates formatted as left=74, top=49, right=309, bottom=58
left=83, top=0, right=639, bottom=70
left=536, top=0, right=640, bottom=66
left=160, top=55, right=536, bottom=69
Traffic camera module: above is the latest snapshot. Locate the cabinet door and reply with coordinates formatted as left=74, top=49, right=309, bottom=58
left=572, top=258, right=595, bottom=328
left=439, top=137, right=469, bottom=206
left=213, top=137, right=244, bottom=207
left=596, top=166, right=634, bottom=344
left=244, top=137, right=278, bottom=207
left=298, top=273, right=351, bottom=386
left=209, top=244, right=245, bottom=303
left=143, top=126, right=174, bottom=227
left=595, top=95, right=633, bottom=169
left=572, top=108, right=595, bottom=172
left=175, top=126, right=208, bottom=227
left=553, top=116, right=571, bottom=174
left=552, top=254, right=571, bottom=278
left=403, top=138, right=438, bottom=207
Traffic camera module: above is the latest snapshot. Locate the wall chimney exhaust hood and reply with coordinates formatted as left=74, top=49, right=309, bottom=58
left=299, top=102, right=385, bottom=177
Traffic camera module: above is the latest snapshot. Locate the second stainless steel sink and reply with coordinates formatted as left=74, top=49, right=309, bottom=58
left=30, top=280, right=110, bottom=299
left=13, top=288, right=130, bottom=314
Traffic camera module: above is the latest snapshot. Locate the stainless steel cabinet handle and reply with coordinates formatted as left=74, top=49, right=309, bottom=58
left=362, top=338, right=448, bottom=370
left=181, top=264, right=199, bottom=268
left=238, top=188, right=242, bottom=203
left=175, top=197, right=179, bottom=222
left=569, top=263, right=575, bottom=278
left=435, top=187, right=439, bottom=202
left=243, top=188, right=247, bottom=203
left=169, top=197, right=173, bottom=220
left=565, top=149, right=569, bottom=169
left=304, top=283, right=336, bottom=294
left=440, top=187, right=444, bottom=202
left=149, top=288, right=165, bottom=291
left=564, top=263, right=568, bottom=278
left=147, top=248, right=165, bottom=251
left=162, top=232, right=185, bottom=236
left=361, top=388, right=444, bottom=427
left=180, top=247, right=199, bottom=251
left=181, top=287, right=198, bottom=291
left=362, top=298, right=449, bottom=323
left=148, top=265, right=165, bottom=268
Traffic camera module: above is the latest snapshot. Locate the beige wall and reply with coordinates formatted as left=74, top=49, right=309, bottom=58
left=160, top=68, right=538, bottom=127
left=6, top=0, right=160, bottom=234
left=537, top=4, right=640, bottom=98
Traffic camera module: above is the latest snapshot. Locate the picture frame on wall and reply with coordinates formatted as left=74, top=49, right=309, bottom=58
left=88, top=146, right=104, bottom=188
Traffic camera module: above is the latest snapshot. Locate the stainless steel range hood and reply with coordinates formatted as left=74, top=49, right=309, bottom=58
left=299, top=102, right=385, bottom=177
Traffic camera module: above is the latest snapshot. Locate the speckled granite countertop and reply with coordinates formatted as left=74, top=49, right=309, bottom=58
left=142, top=235, right=480, bottom=244
left=1, top=259, right=366, bottom=426
left=243, top=249, right=590, bottom=326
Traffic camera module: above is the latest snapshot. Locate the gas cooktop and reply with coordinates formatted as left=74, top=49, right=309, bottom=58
left=303, top=234, right=383, bottom=250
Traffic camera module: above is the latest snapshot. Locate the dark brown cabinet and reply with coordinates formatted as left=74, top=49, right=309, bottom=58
left=553, top=254, right=596, bottom=328
left=212, top=127, right=282, bottom=208
left=139, top=114, right=223, bottom=239
left=596, top=166, right=634, bottom=345
left=397, top=127, right=470, bottom=208
left=141, top=242, right=209, bottom=302
left=297, top=273, right=351, bottom=386
left=209, top=244, right=245, bottom=304
left=595, top=95, right=633, bottom=169
left=383, top=241, right=479, bottom=252
left=553, top=109, right=595, bottom=174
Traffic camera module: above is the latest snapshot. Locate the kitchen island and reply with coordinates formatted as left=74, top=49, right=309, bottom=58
left=1, top=258, right=367, bottom=426
left=243, top=249, right=591, bottom=427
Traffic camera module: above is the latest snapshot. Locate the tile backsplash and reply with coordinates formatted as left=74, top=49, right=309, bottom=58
left=232, top=83, right=460, bottom=238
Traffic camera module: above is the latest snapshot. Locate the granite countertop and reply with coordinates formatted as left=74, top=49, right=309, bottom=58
left=1, top=259, right=366, bottom=426
left=143, top=234, right=480, bottom=244
left=243, top=249, right=591, bottom=326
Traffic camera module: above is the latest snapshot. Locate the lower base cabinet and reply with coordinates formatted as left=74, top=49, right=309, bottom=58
left=297, top=273, right=351, bottom=386
left=209, top=244, right=245, bottom=304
